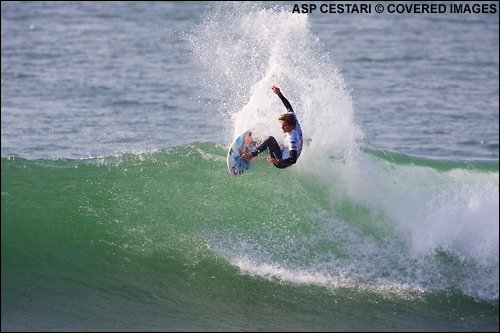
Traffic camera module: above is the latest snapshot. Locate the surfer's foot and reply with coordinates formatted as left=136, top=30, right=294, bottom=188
left=239, top=149, right=254, bottom=162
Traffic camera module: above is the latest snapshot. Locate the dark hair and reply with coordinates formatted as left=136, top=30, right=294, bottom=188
left=278, top=113, right=296, bottom=128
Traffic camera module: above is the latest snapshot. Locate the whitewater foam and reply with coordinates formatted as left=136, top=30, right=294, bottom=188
left=189, top=2, right=499, bottom=301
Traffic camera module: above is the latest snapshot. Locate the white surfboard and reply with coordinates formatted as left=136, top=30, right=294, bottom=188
left=227, top=129, right=257, bottom=176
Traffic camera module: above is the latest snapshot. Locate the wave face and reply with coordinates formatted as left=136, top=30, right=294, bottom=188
left=185, top=1, right=499, bottom=300
left=1, top=144, right=498, bottom=330
left=2, top=145, right=498, bottom=302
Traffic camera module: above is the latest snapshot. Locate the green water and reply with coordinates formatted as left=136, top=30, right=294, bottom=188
left=2, top=143, right=498, bottom=331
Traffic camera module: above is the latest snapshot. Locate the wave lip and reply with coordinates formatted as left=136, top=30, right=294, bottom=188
left=362, top=147, right=499, bottom=173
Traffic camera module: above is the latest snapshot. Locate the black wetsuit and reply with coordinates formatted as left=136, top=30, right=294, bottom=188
left=251, top=93, right=302, bottom=169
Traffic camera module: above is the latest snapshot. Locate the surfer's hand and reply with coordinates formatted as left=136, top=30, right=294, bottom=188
left=239, top=150, right=254, bottom=162
left=267, top=157, right=279, bottom=165
left=271, top=86, right=280, bottom=95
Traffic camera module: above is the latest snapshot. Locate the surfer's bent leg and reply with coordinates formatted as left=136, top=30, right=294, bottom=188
left=252, top=136, right=282, bottom=161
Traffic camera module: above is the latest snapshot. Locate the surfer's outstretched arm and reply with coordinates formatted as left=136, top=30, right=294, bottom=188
left=272, top=86, right=293, bottom=113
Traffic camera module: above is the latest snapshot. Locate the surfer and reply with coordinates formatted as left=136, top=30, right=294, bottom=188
left=240, top=86, right=303, bottom=169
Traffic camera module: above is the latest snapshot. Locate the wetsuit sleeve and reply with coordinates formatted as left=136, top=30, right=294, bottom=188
left=277, top=93, right=293, bottom=113
left=275, top=150, right=298, bottom=169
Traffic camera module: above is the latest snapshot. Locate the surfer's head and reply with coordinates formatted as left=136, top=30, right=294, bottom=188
left=279, top=114, right=296, bottom=133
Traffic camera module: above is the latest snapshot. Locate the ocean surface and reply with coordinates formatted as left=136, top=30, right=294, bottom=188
left=1, top=1, right=498, bottom=331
